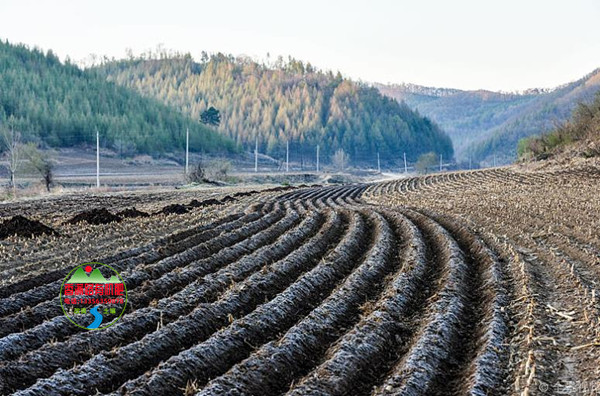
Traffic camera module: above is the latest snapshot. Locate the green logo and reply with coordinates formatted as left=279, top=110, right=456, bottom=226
left=59, top=262, right=128, bottom=330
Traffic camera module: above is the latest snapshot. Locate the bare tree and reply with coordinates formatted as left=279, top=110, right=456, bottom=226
left=185, top=159, right=232, bottom=184
left=415, top=152, right=437, bottom=174
left=331, top=149, right=350, bottom=172
left=1, top=123, right=22, bottom=197
left=23, top=143, right=55, bottom=192
left=185, top=160, right=206, bottom=184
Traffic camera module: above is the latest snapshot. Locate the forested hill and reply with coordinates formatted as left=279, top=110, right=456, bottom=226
left=0, top=41, right=236, bottom=155
left=94, top=53, right=454, bottom=164
left=376, top=69, right=600, bottom=165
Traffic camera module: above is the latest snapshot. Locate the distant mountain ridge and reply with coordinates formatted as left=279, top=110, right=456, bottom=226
left=380, top=83, right=462, bottom=98
left=375, top=68, right=600, bottom=164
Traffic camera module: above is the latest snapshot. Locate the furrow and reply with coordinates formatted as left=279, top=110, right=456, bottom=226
left=0, top=206, right=320, bottom=393
left=284, top=209, right=431, bottom=396
left=14, top=209, right=344, bottom=395
left=115, top=211, right=371, bottom=395
left=197, top=210, right=400, bottom=396
left=0, top=204, right=303, bottom=364
left=0, top=206, right=282, bottom=337
left=371, top=210, right=478, bottom=395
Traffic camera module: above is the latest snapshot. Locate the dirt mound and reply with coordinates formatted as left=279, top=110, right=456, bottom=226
left=188, top=198, right=221, bottom=208
left=158, top=197, right=231, bottom=215
left=220, top=196, right=237, bottom=203
left=159, top=204, right=189, bottom=215
left=67, top=208, right=122, bottom=225
left=265, top=186, right=295, bottom=192
left=0, top=215, right=58, bottom=239
left=117, top=207, right=150, bottom=218
left=233, top=191, right=258, bottom=198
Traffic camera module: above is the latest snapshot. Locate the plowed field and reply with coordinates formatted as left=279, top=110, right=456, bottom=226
left=1, top=166, right=599, bottom=395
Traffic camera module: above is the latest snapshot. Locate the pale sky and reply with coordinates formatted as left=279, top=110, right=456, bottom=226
left=1, top=0, right=599, bottom=91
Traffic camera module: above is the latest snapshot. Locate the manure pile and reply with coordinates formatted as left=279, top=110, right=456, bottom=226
left=1, top=166, right=599, bottom=395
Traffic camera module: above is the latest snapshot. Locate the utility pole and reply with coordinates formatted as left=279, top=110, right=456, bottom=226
left=377, top=152, right=381, bottom=173
left=185, top=127, right=189, bottom=175
left=286, top=140, right=289, bottom=172
left=440, top=154, right=443, bottom=172
left=316, top=144, right=320, bottom=173
left=254, top=136, right=258, bottom=173
left=403, top=152, right=408, bottom=173
left=96, top=129, right=100, bottom=188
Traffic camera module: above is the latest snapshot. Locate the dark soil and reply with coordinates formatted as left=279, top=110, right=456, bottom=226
left=233, top=191, right=258, bottom=198
left=220, top=196, right=237, bottom=203
left=0, top=215, right=58, bottom=239
left=266, top=186, right=295, bottom=192
left=117, top=207, right=150, bottom=218
left=66, top=208, right=122, bottom=225
left=188, top=198, right=221, bottom=208
left=159, top=204, right=189, bottom=215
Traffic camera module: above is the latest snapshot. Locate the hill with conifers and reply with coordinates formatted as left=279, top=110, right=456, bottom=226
left=93, top=51, right=454, bottom=165
left=0, top=40, right=236, bottom=156
left=376, top=68, right=600, bottom=165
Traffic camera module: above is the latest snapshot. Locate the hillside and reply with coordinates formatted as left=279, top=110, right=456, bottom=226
left=94, top=53, right=454, bottom=165
left=517, top=90, right=600, bottom=164
left=0, top=41, right=236, bottom=156
left=376, top=69, right=600, bottom=164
